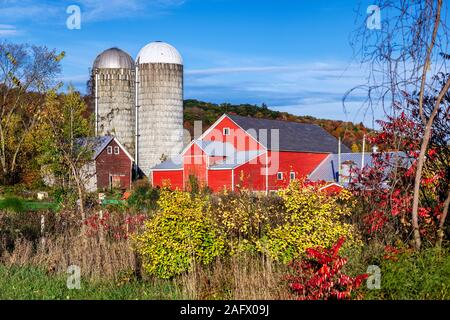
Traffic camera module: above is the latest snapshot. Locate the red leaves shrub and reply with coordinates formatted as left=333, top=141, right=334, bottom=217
left=286, top=237, right=367, bottom=300
left=83, top=211, right=147, bottom=239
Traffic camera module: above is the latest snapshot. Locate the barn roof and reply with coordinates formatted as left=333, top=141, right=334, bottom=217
left=75, top=136, right=134, bottom=161
left=75, top=136, right=113, bottom=160
left=308, top=151, right=410, bottom=182
left=194, top=140, right=235, bottom=156
left=152, top=155, right=183, bottom=170
left=209, top=150, right=265, bottom=169
left=227, top=114, right=350, bottom=154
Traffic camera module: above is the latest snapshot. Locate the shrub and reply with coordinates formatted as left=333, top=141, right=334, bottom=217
left=133, top=188, right=225, bottom=279
left=286, top=237, right=368, bottom=300
left=264, top=181, right=360, bottom=263
left=210, top=189, right=284, bottom=254
left=127, top=179, right=159, bottom=213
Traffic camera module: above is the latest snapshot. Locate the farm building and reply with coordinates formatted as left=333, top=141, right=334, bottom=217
left=78, top=136, right=134, bottom=191
left=150, top=114, right=351, bottom=192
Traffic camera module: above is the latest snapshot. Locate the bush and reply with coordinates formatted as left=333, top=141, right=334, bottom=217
left=134, top=188, right=225, bottom=279
left=127, top=179, right=160, bottom=213
left=210, top=189, right=284, bottom=254
left=263, top=181, right=360, bottom=263
left=286, top=237, right=368, bottom=300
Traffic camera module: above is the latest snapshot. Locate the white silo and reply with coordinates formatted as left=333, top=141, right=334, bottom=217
left=92, top=47, right=135, bottom=155
left=135, top=41, right=184, bottom=175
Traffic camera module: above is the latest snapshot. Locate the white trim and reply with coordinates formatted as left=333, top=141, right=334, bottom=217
left=152, top=168, right=183, bottom=171
left=223, top=127, right=230, bottom=135
left=231, top=169, right=235, bottom=191
left=196, top=114, right=228, bottom=141
left=223, top=115, right=266, bottom=150
left=114, top=146, right=120, bottom=155
left=265, top=151, right=269, bottom=194
left=277, top=172, right=283, bottom=180
left=112, top=138, right=134, bottom=161
left=319, top=182, right=343, bottom=191
left=107, top=146, right=112, bottom=154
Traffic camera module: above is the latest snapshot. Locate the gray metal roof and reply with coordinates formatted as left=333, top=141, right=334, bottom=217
left=210, top=150, right=265, bottom=169
left=227, top=114, right=350, bottom=153
left=194, top=140, right=235, bottom=156
left=152, top=155, right=183, bottom=170
left=75, top=136, right=113, bottom=160
left=308, top=152, right=410, bottom=182
left=93, top=47, right=134, bottom=69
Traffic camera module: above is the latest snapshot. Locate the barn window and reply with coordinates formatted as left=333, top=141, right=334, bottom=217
left=290, top=172, right=296, bottom=181
left=107, top=146, right=112, bottom=154
left=277, top=172, right=283, bottom=180
left=114, top=146, right=120, bottom=155
left=223, top=127, right=230, bottom=135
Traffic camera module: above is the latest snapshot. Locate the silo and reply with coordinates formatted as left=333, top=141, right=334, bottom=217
left=135, top=41, right=184, bottom=175
left=92, top=48, right=135, bottom=155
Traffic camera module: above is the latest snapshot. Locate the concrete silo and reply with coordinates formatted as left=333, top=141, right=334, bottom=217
left=135, top=41, right=184, bottom=175
left=92, top=48, right=135, bottom=155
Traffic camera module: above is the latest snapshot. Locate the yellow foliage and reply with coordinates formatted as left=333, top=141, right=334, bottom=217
left=133, top=188, right=225, bottom=279
left=262, top=181, right=360, bottom=263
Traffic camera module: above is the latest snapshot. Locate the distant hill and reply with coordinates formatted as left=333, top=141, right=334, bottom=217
left=183, top=99, right=372, bottom=152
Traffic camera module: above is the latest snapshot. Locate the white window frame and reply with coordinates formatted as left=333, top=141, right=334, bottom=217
left=277, top=172, right=283, bottom=180
left=114, top=146, right=120, bottom=155
left=223, top=127, right=230, bottom=136
left=107, top=146, right=113, bottom=154
left=290, top=172, right=296, bottom=181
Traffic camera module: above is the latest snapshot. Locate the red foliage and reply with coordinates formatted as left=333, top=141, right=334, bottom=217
left=286, top=237, right=368, bottom=300
left=83, top=211, right=147, bottom=239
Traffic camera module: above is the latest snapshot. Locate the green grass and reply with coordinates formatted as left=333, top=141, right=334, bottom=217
left=363, top=248, right=450, bottom=300
left=0, top=197, right=58, bottom=212
left=0, top=265, right=183, bottom=300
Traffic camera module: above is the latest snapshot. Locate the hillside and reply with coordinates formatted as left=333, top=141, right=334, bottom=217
left=183, top=99, right=372, bottom=152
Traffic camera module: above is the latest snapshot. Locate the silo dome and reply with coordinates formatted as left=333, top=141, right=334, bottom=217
left=136, top=41, right=183, bottom=65
left=93, top=47, right=134, bottom=69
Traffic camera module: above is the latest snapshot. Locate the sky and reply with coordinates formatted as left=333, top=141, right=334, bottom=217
left=0, top=0, right=380, bottom=127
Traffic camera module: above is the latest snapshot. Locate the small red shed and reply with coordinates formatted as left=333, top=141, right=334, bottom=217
left=80, top=136, right=134, bottom=191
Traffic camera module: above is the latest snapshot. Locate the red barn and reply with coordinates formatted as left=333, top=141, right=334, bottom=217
left=151, top=114, right=350, bottom=192
left=79, top=136, right=134, bottom=191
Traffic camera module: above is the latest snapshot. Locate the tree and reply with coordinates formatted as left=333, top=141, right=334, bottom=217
left=0, top=42, right=62, bottom=184
left=348, top=0, right=450, bottom=249
left=38, top=87, right=93, bottom=220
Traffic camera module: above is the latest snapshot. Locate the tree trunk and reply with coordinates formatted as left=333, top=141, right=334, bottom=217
left=411, top=77, right=450, bottom=250
left=437, top=189, right=450, bottom=248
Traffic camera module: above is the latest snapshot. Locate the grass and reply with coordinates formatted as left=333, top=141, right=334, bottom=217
left=0, top=265, right=183, bottom=300
left=363, top=248, right=450, bottom=300
left=0, top=197, right=59, bottom=212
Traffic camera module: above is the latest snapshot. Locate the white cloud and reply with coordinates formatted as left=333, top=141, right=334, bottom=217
left=0, top=24, right=19, bottom=36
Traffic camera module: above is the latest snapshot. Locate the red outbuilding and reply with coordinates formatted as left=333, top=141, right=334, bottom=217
left=151, top=114, right=350, bottom=192
left=79, top=136, right=134, bottom=191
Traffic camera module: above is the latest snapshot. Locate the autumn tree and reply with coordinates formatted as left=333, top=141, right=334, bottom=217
left=349, top=0, right=450, bottom=249
left=0, top=42, right=62, bottom=184
left=38, top=87, right=93, bottom=220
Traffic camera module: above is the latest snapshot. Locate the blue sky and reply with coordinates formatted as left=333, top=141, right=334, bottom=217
left=0, top=0, right=379, bottom=126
